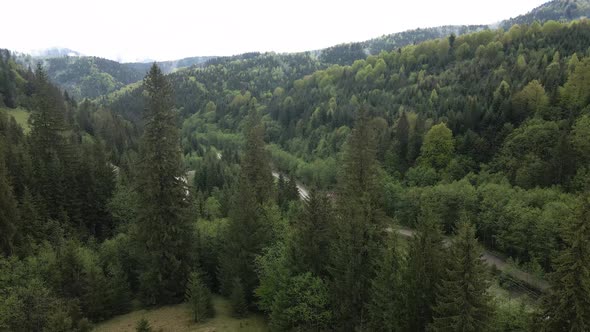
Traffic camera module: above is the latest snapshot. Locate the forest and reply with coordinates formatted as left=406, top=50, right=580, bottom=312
left=2, top=0, right=590, bottom=330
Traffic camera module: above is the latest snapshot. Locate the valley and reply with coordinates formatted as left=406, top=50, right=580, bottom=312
left=1, top=1, right=590, bottom=331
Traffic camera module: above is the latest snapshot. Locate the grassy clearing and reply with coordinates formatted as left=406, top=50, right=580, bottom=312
left=1, top=107, right=30, bottom=132
left=94, top=295, right=269, bottom=332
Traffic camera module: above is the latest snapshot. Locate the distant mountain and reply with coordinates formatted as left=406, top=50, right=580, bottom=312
left=125, top=56, right=217, bottom=74
left=40, top=56, right=145, bottom=99
left=501, top=0, right=590, bottom=29
left=319, top=25, right=488, bottom=65
left=317, top=0, right=590, bottom=66
left=30, top=47, right=83, bottom=58
left=19, top=0, right=590, bottom=99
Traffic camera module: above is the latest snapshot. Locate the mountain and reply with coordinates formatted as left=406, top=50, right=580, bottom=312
left=318, top=25, right=489, bottom=65
left=501, top=0, right=590, bottom=29
left=104, top=52, right=323, bottom=124
left=37, top=56, right=145, bottom=99
left=30, top=47, right=83, bottom=58
left=18, top=0, right=590, bottom=100
left=318, top=0, right=590, bottom=66
left=124, top=56, right=217, bottom=74
left=101, top=18, right=590, bottom=281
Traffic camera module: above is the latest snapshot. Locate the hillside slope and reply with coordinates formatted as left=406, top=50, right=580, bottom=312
left=501, top=0, right=590, bottom=28
left=39, top=56, right=145, bottom=99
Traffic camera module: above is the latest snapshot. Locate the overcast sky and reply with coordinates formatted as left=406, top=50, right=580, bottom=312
left=2, top=0, right=548, bottom=62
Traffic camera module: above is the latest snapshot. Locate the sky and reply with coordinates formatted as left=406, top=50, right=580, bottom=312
left=2, top=0, right=548, bottom=62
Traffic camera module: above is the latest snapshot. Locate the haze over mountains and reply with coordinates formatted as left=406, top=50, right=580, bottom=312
left=10, top=0, right=590, bottom=100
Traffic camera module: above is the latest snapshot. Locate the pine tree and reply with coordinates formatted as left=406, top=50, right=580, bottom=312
left=218, top=105, right=274, bottom=301
left=404, top=210, right=446, bottom=331
left=367, top=232, right=406, bottom=331
left=277, top=173, right=286, bottom=208
left=395, top=110, right=410, bottom=172
left=241, top=103, right=274, bottom=205
left=230, top=278, right=248, bottom=318
left=539, top=195, right=590, bottom=331
left=329, top=108, right=386, bottom=328
left=0, top=148, right=18, bottom=256
left=285, top=174, right=300, bottom=202
left=288, top=188, right=332, bottom=277
left=429, top=221, right=493, bottom=332
left=134, top=64, right=195, bottom=304
left=185, top=271, right=213, bottom=323
left=28, top=64, right=69, bottom=222
left=218, top=175, right=265, bottom=299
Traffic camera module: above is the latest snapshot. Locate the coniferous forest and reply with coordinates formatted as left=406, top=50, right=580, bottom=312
left=2, top=1, right=590, bottom=331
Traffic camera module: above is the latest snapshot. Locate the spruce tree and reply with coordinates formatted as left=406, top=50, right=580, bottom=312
left=404, top=210, right=446, bottom=331
left=28, top=64, right=69, bottom=222
left=185, top=271, right=213, bottom=323
left=134, top=64, right=194, bottom=304
left=277, top=173, right=286, bottom=208
left=539, top=195, right=590, bottom=331
left=218, top=105, right=274, bottom=302
left=329, top=108, right=386, bottom=328
left=429, top=221, right=493, bottom=332
left=367, top=232, right=406, bottom=332
left=288, top=188, right=332, bottom=277
left=0, top=148, right=18, bottom=256
left=285, top=174, right=300, bottom=202
left=241, top=103, right=274, bottom=205
left=397, top=111, right=409, bottom=158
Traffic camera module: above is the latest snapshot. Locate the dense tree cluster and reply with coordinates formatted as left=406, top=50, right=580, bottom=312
left=1, top=9, right=590, bottom=331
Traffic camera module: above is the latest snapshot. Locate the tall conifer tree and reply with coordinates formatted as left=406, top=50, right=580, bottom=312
left=288, top=188, right=332, bottom=277
left=28, top=64, right=69, bottom=222
left=367, top=232, right=406, bottom=331
left=404, top=210, right=446, bottom=331
left=0, top=148, right=18, bottom=255
left=218, top=105, right=274, bottom=302
left=329, top=108, right=385, bottom=328
left=540, top=195, right=590, bottom=331
left=134, top=64, right=194, bottom=304
left=429, top=221, right=493, bottom=332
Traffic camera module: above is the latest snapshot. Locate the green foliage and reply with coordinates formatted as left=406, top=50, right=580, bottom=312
left=218, top=107, right=277, bottom=302
left=329, top=109, right=386, bottom=328
left=135, top=318, right=152, bottom=332
left=230, top=278, right=248, bottom=318
left=512, top=80, right=550, bottom=119
left=288, top=188, right=332, bottom=277
left=268, top=273, right=332, bottom=331
left=419, top=123, right=455, bottom=171
left=367, top=233, right=406, bottom=331
left=539, top=195, right=590, bottom=331
left=404, top=212, right=446, bottom=331
left=185, top=271, right=213, bottom=322
left=571, top=114, right=590, bottom=164
left=497, top=119, right=563, bottom=188
left=41, top=56, right=145, bottom=99
left=0, top=151, right=18, bottom=256
left=256, top=241, right=332, bottom=331
left=429, top=221, right=494, bottom=332
left=134, top=64, right=195, bottom=304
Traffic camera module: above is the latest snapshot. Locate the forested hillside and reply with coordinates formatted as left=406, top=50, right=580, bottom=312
left=2, top=1, right=590, bottom=330
left=319, top=25, right=488, bottom=65
left=501, top=0, right=590, bottom=28
left=39, top=56, right=145, bottom=99
left=123, top=55, right=216, bottom=75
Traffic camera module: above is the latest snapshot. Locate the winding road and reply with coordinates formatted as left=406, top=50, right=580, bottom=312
left=273, top=171, right=549, bottom=292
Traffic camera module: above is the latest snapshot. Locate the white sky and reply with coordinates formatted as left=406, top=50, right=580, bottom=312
left=2, top=0, right=548, bottom=62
